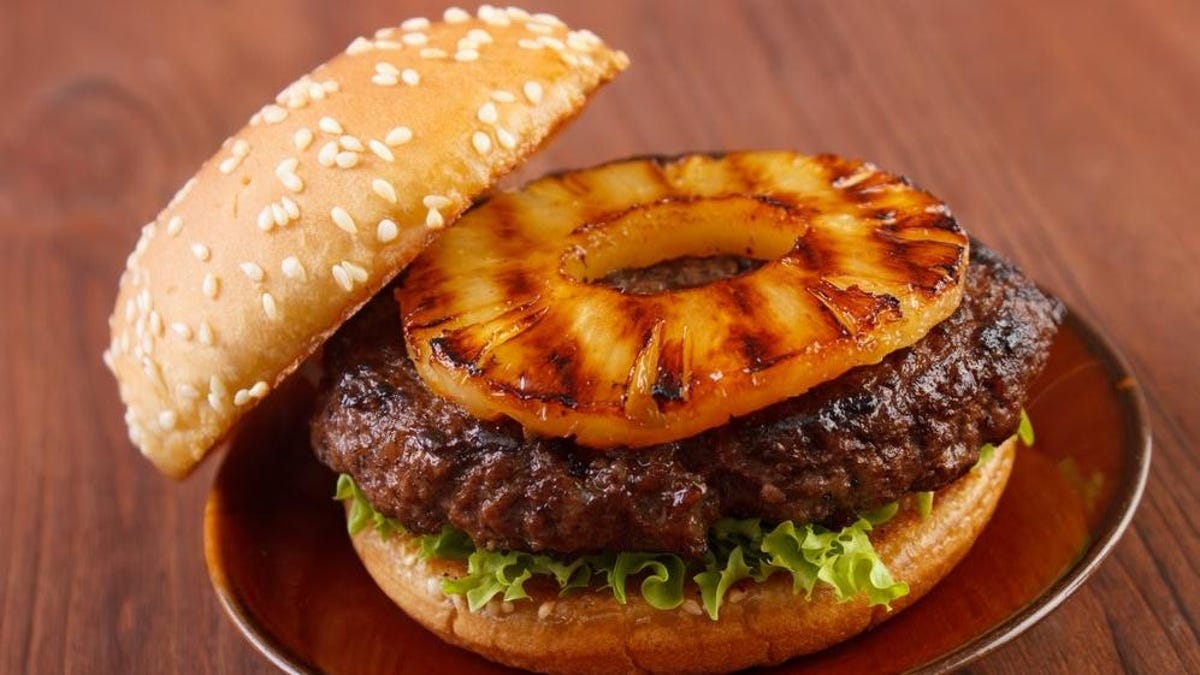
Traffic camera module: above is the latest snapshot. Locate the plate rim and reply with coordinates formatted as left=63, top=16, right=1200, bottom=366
left=910, top=310, right=1152, bottom=674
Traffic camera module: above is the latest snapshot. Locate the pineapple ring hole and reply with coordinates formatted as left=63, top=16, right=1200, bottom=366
left=561, top=195, right=804, bottom=295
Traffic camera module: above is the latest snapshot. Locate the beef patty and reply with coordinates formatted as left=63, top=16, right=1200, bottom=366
left=312, top=243, right=1063, bottom=558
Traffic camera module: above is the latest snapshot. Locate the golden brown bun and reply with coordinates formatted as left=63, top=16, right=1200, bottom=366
left=350, top=437, right=1017, bottom=674
left=105, top=7, right=628, bottom=476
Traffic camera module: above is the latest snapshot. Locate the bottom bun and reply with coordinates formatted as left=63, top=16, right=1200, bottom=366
left=350, top=437, right=1016, bottom=674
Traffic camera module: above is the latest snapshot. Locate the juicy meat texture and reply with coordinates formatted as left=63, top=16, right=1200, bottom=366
left=311, top=244, right=1063, bottom=558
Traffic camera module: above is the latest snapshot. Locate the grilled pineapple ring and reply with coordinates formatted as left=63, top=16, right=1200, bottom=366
left=398, top=152, right=969, bottom=448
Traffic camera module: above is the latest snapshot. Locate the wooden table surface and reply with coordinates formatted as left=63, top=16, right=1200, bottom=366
left=2, top=0, right=1198, bottom=672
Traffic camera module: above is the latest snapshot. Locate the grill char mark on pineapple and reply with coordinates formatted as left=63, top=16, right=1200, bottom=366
left=397, top=153, right=970, bottom=449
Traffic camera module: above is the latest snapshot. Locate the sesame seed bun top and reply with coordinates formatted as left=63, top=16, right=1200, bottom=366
left=104, top=6, right=629, bottom=477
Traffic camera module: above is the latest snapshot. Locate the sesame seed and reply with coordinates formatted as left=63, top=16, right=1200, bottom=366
left=281, top=256, right=307, bottom=281
left=539, top=36, right=565, bottom=51
left=507, top=6, right=531, bottom=20
left=142, top=357, right=162, bottom=386
left=191, top=243, right=211, bottom=261
left=281, top=196, right=300, bottom=218
left=420, top=48, right=448, bottom=59
left=426, top=208, right=445, bottom=227
left=240, top=262, right=265, bottom=282
left=158, top=410, right=178, bottom=430
left=262, top=105, right=287, bottom=124
left=335, top=151, right=360, bottom=168
left=444, top=7, right=470, bottom=23
left=532, top=12, right=564, bottom=26
left=471, top=131, right=492, bottom=155
left=343, top=261, right=368, bottom=283
left=567, top=31, right=598, bottom=52
left=468, top=28, right=494, bottom=44
left=171, top=177, right=196, bottom=207
left=372, top=178, right=398, bottom=203
left=307, top=82, right=326, bottom=100
left=526, top=22, right=553, bottom=35
left=293, top=126, right=312, bottom=150
left=249, top=381, right=270, bottom=398
left=318, top=116, right=344, bottom=135
left=218, top=157, right=241, bottom=174
left=401, top=16, right=430, bottom=31
left=261, top=292, right=279, bottom=320
left=401, top=32, right=427, bottom=46
left=280, top=173, right=303, bottom=193
left=271, top=203, right=288, bottom=226
left=377, top=219, right=399, bottom=243
left=491, top=89, right=516, bottom=103
left=401, top=68, right=420, bottom=85
left=331, top=264, right=353, bottom=291
left=177, top=384, right=200, bottom=400
left=338, top=135, right=364, bottom=152
left=560, top=52, right=581, bottom=67
left=455, top=49, right=479, bottom=62
left=681, top=599, right=703, bottom=616
left=423, top=194, right=452, bottom=209
left=207, top=392, right=225, bottom=411
left=323, top=79, right=340, bottom=92
left=198, top=321, right=214, bottom=345
left=375, top=27, right=396, bottom=39
left=496, top=127, right=516, bottom=149
left=257, top=207, right=274, bottom=231
left=368, top=140, right=394, bottom=162
left=375, top=61, right=400, bottom=76
left=728, top=588, right=747, bottom=603
left=276, top=158, right=298, bottom=176
left=318, top=142, right=338, bottom=167
left=171, top=322, right=192, bottom=340
left=346, top=36, right=373, bottom=55
left=517, top=38, right=543, bottom=50
left=124, top=299, right=136, bottom=321
left=231, top=139, right=250, bottom=157
left=477, top=102, right=498, bottom=124
left=371, top=73, right=398, bottom=86
left=331, top=207, right=357, bottom=234
left=137, top=289, right=151, bottom=312
left=233, top=389, right=252, bottom=406
left=149, top=311, right=163, bottom=336
left=166, top=216, right=183, bottom=236
left=524, top=80, right=543, bottom=104
left=479, top=5, right=510, bottom=26
left=210, top=375, right=228, bottom=397
left=385, top=126, right=413, bottom=145
left=374, top=40, right=403, bottom=50
left=202, top=273, right=220, bottom=299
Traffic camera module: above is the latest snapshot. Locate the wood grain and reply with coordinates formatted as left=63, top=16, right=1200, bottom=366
left=1, top=0, right=1197, bottom=673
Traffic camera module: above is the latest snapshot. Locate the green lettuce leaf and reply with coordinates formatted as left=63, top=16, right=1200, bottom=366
left=418, top=525, right=474, bottom=561
left=335, top=474, right=404, bottom=538
left=1018, top=409, right=1035, bottom=446
left=917, top=491, right=934, bottom=519
left=694, top=546, right=753, bottom=619
left=334, top=475, right=911, bottom=620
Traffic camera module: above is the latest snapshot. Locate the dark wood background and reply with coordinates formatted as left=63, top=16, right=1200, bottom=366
left=2, top=0, right=1197, bottom=672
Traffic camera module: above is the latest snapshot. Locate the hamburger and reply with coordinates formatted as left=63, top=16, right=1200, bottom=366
left=104, top=6, right=1063, bottom=674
